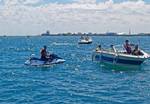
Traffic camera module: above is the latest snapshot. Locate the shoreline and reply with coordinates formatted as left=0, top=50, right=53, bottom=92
left=1, top=34, right=150, bottom=37
left=40, top=34, right=150, bottom=36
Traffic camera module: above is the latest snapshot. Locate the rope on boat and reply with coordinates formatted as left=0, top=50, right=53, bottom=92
left=92, top=53, right=95, bottom=61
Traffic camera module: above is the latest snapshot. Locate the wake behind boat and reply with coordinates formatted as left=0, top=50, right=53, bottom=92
left=25, top=53, right=65, bottom=66
left=78, top=36, right=92, bottom=44
left=92, top=45, right=150, bottom=69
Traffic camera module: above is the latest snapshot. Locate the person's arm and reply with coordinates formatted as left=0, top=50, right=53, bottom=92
left=40, top=49, right=42, bottom=55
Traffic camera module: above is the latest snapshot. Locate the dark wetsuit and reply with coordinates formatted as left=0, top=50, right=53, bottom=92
left=40, top=49, right=48, bottom=61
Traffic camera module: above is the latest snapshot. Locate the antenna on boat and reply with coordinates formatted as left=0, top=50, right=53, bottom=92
left=138, top=34, right=141, bottom=49
left=129, top=28, right=131, bottom=35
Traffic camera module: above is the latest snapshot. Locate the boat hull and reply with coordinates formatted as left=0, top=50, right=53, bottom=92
left=100, top=61, right=141, bottom=70
left=78, top=41, right=92, bottom=44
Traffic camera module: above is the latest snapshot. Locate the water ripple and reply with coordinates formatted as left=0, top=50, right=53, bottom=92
left=0, top=36, right=150, bottom=104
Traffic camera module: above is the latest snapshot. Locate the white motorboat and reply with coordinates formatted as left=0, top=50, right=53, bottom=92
left=92, top=45, right=150, bottom=69
left=78, top=36, right=92, bottom=44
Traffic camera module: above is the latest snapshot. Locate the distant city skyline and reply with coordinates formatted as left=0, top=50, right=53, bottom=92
left=0, top=0, right=150, bottom=35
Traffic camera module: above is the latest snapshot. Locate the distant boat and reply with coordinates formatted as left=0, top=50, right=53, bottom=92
left=41, top=31, right=50, bottom=36
left=78, top=36, right=92, bottom=44
left=117, top=32, right=125, bottom=35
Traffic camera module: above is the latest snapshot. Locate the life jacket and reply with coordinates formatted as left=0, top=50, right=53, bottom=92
left=41, top=49, right=47, bottom=59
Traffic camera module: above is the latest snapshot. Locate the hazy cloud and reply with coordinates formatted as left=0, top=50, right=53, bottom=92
left=0, top=0, right=150, bottom=35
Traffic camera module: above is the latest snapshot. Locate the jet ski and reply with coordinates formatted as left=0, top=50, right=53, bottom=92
left=25, top=54, right=65, bottom=66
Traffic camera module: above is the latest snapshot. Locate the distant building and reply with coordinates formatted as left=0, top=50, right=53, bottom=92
left=106, top=32, right=117, bottom=35
left=138, top=33, right=150, bottom=36
left=41, top=30, right=50, bottom=36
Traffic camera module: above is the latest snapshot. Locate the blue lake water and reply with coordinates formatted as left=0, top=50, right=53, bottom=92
left=0, top=36, right=150, bottom=104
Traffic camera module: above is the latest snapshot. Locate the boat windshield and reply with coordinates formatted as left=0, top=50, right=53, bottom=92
left=100, top=45, right=127, bottom=53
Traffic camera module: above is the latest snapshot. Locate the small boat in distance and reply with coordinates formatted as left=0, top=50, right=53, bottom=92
left=92, top=45, right=150, bottom=69
left=78, top=36, right=92, bottom=44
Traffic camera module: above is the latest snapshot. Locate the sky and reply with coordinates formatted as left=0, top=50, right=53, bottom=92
left=0, top=0, right=150, bottom=35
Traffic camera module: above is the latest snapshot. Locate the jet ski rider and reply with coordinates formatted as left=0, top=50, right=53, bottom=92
left=40, top=45, right=55, bottom=61
left=40, top=45, right=48, bottom=61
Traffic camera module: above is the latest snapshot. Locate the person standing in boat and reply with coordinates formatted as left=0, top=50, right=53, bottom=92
left=124, top=40, right=134, bottom=54
left=40, top=45, right=48, bottom=61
